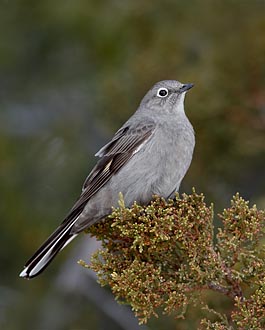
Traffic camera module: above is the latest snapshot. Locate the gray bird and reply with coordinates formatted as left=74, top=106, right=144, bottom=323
left=20, top=80, right=195, bottom=279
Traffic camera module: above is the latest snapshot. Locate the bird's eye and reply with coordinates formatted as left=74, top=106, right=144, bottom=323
left=157, top=88, right=168, bottom=98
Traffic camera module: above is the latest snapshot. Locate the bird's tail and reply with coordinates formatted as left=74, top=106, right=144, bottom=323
left=19, top=219, right=78, bottom=279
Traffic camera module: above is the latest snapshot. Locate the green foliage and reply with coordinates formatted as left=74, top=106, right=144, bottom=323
left=80, top=191, right=265, bottom=328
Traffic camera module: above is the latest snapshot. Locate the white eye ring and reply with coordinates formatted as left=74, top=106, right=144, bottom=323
left=157, top=87, right=169, bottom=98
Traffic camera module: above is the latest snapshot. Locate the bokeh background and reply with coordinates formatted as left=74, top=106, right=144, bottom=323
left=0, top=1, right=264, bottom=329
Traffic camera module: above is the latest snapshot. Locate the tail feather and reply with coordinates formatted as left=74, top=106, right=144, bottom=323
left=20, top=220, right=78, bottom=279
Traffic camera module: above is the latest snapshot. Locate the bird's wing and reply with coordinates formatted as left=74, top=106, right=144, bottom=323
left=19, top=120, right=155, bottom=278
left=63, top=120, right=155, bottom=223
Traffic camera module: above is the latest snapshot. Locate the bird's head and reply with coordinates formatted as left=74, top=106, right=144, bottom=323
left=139, top=80, right=194, bottom=115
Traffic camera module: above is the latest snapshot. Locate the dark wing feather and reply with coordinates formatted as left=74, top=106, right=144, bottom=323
left=20, top=120, right=155, bottom=278
left=64, top=121, right=155, bottom=220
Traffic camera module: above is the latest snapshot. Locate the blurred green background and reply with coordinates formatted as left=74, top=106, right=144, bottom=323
left=0, top=1, right=264, bottom=329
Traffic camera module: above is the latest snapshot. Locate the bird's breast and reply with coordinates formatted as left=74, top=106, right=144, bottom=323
left=108, top=118, right=194, bottom=206
left=145, top=119, right=195, bottom=197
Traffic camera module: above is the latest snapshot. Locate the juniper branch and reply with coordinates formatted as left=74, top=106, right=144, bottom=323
left=79, top=190, right=265, bottom=329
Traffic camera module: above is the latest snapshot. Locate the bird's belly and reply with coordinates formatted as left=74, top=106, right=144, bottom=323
left=110, top=144, right=183, bottom=206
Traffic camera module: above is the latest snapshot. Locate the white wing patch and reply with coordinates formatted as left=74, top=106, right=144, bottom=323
left=132, top=141, right=145, bottom=155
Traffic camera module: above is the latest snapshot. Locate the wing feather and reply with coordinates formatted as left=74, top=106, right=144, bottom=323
left=65, top=121, right=155, bottom=219
left=20, top=120, right=155, bottom=278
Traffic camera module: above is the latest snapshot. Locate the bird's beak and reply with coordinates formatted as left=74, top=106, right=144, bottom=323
left=179, top=83, right=194, bottom=93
